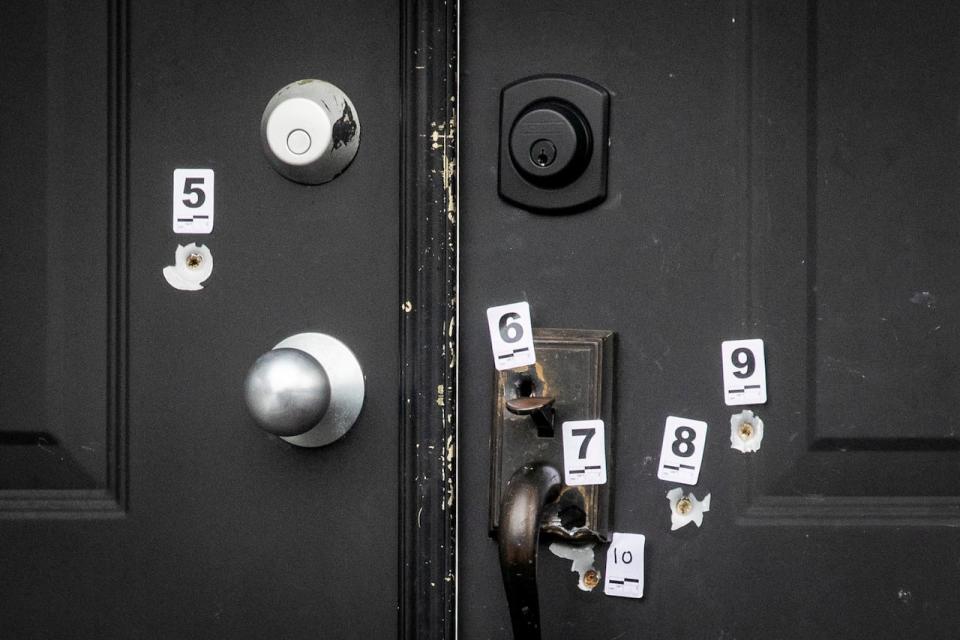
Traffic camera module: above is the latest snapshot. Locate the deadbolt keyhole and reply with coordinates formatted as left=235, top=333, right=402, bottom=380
left=530, top=140, right=557, bottom=168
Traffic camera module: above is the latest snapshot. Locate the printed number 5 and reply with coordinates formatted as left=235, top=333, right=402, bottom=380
left=571, top=427, right=596, bottom=459
left=731, top=347, right=755, bottom=379
left=671, top=426, right=696, bottom=458
left=498, top=312, right=524, bottom=343
left=182, top=177, right=206, bottom=208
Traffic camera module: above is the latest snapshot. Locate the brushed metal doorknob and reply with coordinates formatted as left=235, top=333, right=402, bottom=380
left=244, top=333, right=365, bottom=447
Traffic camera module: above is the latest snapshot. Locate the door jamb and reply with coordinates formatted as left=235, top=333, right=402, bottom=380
left=399, top=0, right=459, bottom=637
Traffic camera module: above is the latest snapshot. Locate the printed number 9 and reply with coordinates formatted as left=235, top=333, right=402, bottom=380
left=671, top=426, right=696, bottom=458
left=731, top=347, right=755, bottom=379
left=499, top=312, right=524, bottom=344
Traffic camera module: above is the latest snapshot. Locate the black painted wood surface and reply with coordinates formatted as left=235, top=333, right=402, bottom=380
left=0, top=1, right=403, bottom=637
left=460, top=1, right=960, bottom=638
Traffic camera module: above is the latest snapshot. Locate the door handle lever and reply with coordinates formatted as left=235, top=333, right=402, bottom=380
left=498, top=463, right=563, bottom=640
left=491, top=329, right=615, bottom=639
left=505, top=395, right=556, bottom=437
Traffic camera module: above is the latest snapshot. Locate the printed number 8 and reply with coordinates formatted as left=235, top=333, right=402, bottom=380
left=499, top=312, right=524, bottom=343
left=671, top=426, right=696, bottom=457
left=731, top=347, right=755, bottom=379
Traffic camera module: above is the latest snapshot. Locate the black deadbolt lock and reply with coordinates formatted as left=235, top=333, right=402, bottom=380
left=499, top=75, right=609, bottom=212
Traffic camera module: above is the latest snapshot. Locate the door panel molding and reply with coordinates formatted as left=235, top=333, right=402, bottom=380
left=0, top=0, right=128, bottom=518
left=741, top=0, right=960, bottom=526
left=399, top=0, right=458, bottom=637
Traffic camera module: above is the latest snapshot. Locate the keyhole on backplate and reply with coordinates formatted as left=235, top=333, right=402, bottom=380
left=530, top=139, right=557, bottom=168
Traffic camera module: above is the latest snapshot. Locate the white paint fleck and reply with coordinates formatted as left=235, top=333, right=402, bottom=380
left=667, top=487, right=711, bottom=530
left=910, top=290, right=936, bottom=308
left=730, top=409, right=764, bottom=453
left=548, top=542, right=598, bottom=591
left=163, top=243, right=213, bottom=291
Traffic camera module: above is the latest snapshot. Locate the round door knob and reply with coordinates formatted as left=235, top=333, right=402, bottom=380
left=260, top=79, right=361, bottom=185
left=243, top=333, right=365, bottom=447
left=244, top=349, right=331, bottom=438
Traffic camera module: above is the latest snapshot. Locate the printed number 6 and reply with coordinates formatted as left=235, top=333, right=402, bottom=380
left=671, top=426, right=696, bottom=457
left=731, top=347, right=755, bottom=379
left=182, top=177, right=206, bottom=208
left=498, top=312, right=524, bottom=344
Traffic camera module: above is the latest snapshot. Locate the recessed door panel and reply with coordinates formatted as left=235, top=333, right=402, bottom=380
left=0, top=1, right=117, bottom=495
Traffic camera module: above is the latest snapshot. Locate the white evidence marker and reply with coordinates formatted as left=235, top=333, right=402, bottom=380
left=486, top=302, right=536, bottom=371
left=604, top=533, right=645, bottom=599
left=562, top=420, right=607, bottom=486
left=721, top=338, right=767, bottom=406
left=173, top=168, right=215, bottom=234
left=656, top=416, right=708, bottom=486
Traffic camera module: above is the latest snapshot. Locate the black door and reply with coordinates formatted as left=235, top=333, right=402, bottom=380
left=0, top=1, right=402, bottom=637
left=460, top=1, right=960, bottom=638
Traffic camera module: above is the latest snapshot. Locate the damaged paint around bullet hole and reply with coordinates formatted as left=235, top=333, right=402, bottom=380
left=730, top=409, right=764, bottom=453
left=548, top=541, right=600, bottom=591
left=163, top=243, right=213, bottom=291
left=667, top=487, right=710, bottom=530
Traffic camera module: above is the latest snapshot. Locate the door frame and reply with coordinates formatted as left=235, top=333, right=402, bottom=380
left=399, top=0, right=459, bottom=638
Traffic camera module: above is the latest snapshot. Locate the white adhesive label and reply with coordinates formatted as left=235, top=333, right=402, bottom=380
left=486, top=302, right=536, bottom=370
left=656, top=416, right=708, bottom=486
left=173, top=169, right=215, bottom=234
left=562, top=419, right=607, bottom=486
left=721, top=338, right=767, bottom=405
left=604, top=533, right=645, bottom=599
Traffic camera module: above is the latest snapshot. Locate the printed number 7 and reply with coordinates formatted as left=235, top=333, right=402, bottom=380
left=571, top=427, right=596, bottom=459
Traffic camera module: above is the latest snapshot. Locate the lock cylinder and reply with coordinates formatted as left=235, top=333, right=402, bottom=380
left=508, top=100, right=592, bottom=188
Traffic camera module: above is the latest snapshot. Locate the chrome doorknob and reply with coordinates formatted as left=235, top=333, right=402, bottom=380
left=260, top=79, right=361, bottom=184
left=243, top=333, right=365, bottom=447
left=245, top=349, right=331, bottom=438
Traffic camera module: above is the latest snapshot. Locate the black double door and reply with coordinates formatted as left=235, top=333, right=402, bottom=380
left=3, top=1, right=960, bottom=639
